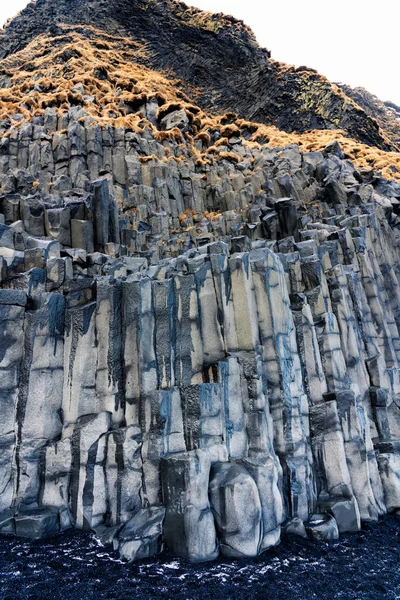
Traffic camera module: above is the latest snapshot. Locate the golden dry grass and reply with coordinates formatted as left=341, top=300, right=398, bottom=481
left=154, top=128, right=183, bottom=142
left=218, top=151, right=242, bottom=163
left=0, top=24, right=191, bottom=130
left=0, top=25, right=398, bottom=182
left=251, top=124, right=400, bottom=181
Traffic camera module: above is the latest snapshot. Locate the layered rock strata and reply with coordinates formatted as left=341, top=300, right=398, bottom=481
left=1, top=104, right=400, bottom=561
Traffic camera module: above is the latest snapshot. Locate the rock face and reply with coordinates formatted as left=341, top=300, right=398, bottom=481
left=0, top=0, right=395, bottom=151
left=0, top=0, right=400, bottom=565
left=338, top=85, right=400, bottom=149
left=1, top=107, right=400, bottom=560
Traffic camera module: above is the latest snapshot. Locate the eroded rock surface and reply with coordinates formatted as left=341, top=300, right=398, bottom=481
left=0, top=110, right=400, bottom=561
left=0, top=0, right=395, bottom=150
left=0, top=0, right=400, bottom=565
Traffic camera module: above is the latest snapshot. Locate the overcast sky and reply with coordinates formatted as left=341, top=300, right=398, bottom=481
left=1, top=0, right=399, bottom=105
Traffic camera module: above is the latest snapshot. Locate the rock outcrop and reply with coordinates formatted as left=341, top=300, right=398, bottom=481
left=338, top=85, right=400, bottom=149
left=0, top=0, right=400, bottom=565
left=0, top=0, right=396, bottom=151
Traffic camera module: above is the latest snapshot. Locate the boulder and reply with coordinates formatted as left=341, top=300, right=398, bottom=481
left=14, top=507, right=62, bottom=539
left=117, top=507, right=166, bottom=562
left=305, top=514, right=339, bottom=541
left=283, top=517, right=308, bottom=539
left=209, top=462, right=262, bottom=557
left=160, top=109, right=189, bottom=131
left=329, top=497, right=361, bottom=533
left=239, top=456, right=283, bottom=550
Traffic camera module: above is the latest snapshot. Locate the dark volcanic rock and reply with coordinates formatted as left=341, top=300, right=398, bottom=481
left=0, top=0, right=394, bottom=150
left=339, top=84, right=400, bottom=149
left=1, top=516, right=400, bottom=600
left=0, top=0, right=400, bottom=570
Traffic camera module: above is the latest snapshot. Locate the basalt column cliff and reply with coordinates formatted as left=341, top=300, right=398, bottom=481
left=0, top=0, right=400, bottom=562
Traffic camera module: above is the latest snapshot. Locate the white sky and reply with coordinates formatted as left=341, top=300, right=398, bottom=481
left=1, top=0, right=399, bottom=105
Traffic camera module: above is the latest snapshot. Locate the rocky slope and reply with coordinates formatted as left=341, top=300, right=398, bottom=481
left=339, top=84, right=400, bottom=148
left=0, top=0, right=400, bottom=564
left=0, top=0, right=396, bottom=151
left=0, top=25, right=399, bottom=182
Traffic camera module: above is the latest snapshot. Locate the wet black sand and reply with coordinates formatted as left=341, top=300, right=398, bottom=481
left=1, top=515, right=400, bottom=600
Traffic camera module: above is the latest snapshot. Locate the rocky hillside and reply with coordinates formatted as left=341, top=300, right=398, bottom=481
left=0, top=24, right=399, bottom=182
left=339, top=84, right=400, bottom=148
left=0, top=0, right=396, bottom=151
left=0, top=0, right=400, bottom=565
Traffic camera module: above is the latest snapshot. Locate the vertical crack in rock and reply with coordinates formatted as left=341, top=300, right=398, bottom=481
left=0, top=17, right=399, bottom=556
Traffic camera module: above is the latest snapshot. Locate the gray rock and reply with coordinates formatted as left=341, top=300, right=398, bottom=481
left=14, top=507, right=61, bottom=539
left=45, top=206, right=71, bottom=246
left=0, top=289, right=27, bottom=306
left=283, top=517, right=308, bottom=538
left=20, top=198, right=44, bottom=236
left=0, top=224, right=14, bottom=249
left=71, top=219, right=94, bottom=252
left=105, top=426, right=142, bottom=526
left=161, top=109, right=189, bottom=131
left=0, top=510, right=15, bottom=535
left=239, top=456, right=283, bottom=550
left=329, top=497, right=361, bottom=533
left=0, top=195, right=20, bottom=224
left=117, top=507, right=165, bottom=562
left=209, top=462, right=262, bottom=557
left=44, top=108, right=58, bottom=132
left=161, top=450, right=219, bottom=562
left=1, top=105, right=400, bottom=563
left=92, top=178, right=110, bottom=251
left=305, top=514, right=339, bottom=541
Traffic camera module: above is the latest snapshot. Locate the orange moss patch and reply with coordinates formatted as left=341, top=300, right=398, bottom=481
left=219, top=151, right=242, bottom=163
left=250, top=124, right=400, bottom=181
left=154, top=128, right=183, bottom=142
left=0, top=24, right=193, bottom=128
left=220, top=124, right=240, bottom=138
left=170, top=4, right=254, bottom=38
left=0, top=24, right=398, bottom=183
left=138, top=154, right=159, bottom=163
left=204, top=211, right=223, bottom=222
left=215, top=137, right=230, bottom=148
left=194, top=131, right=211, bottom=145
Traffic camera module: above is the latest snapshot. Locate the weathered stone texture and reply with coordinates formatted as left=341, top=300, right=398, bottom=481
left=1, top=124, right=400, bottom=562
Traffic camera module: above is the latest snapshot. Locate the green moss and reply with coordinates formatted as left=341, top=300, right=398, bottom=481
left=187, top=15, right=223, bottom=34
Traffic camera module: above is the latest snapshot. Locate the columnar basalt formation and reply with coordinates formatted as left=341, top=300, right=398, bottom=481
left=0, top=0, right=400, bottom=564
left=1, top=109, right=400, bottom=559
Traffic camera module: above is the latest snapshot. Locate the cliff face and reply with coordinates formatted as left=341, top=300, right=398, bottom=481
left=0, top=0, right=395, bottom=151
left=1, top=0, right=400, bottom=564
left=339, top=84, right=400, bottom=148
